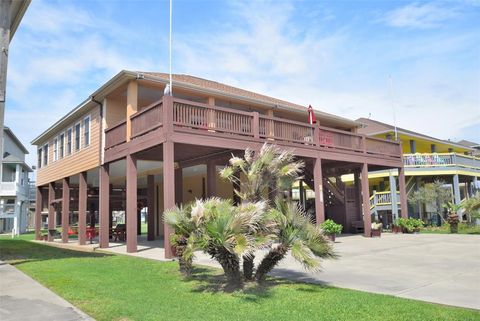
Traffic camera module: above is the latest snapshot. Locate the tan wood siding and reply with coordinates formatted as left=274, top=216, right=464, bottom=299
left=36, top=106, right=101, bottom=186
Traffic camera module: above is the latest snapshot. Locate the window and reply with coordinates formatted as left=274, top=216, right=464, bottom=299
left=74, top=122, right=81, bottom=151
left=67, top=128, right=72, bottom=155
left=83, top=116, right=90, bottom=147
left=38, top=148, right=42, bottom=169
left=43, top=144, right=48, bottom=166
left=59, top=133, right=65, bottom=159
left=53, top=138, right=58, bottom=161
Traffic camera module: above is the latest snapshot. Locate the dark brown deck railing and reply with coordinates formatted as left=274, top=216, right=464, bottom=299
left=105, top=97, right=401, bottom=159
left=365, top=137, right=400, bottom=157
left=173, top=98, right=254, bottom=137
left=259, top=116, right=314, bottom=144
left=131, top=101, right=163, bottom=138
left=104, top=120, right=126, bottom=150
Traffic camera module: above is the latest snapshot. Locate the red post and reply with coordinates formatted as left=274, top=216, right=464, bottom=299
left=398, top=166, right=408, bottom=218
left=61, top=178, right=70, bottom=243
left=78, top=172, right=87, bottom=245
left=147, top=175, right=155, bottom=241
left=175, top=168, right=183, bottom=205
left=313, top=157, right=325, bottom=224
left=35, top=186, right=43, bottom=240
left=47, top=182, right=55, bottom=242
left=163, top=140, right=175, bottom=259
left=207, top=160, right=216, bottom=197
left=126, top=154, right=138, bottom=253
left=99, top=164, right=110, bottom=248
left=162, top=95, right=174, bottom=134
left=361, top=163, right=372, bottom=237
left=253, top=112, right=259, bottom=139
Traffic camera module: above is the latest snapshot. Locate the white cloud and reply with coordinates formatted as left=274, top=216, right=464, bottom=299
left=380, top=2, right=460, bottom=29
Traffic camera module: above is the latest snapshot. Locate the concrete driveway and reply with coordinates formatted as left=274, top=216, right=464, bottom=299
left=195, top=233, right=480, bottom=309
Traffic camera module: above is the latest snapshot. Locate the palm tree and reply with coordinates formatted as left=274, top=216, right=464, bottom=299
left=255, top=199, right=336, bottom=281
left=189, top=198, right=269, bottom=285
left=220, top=144, right=304, bottom=280
left=164, top=203, right=195, bottom=275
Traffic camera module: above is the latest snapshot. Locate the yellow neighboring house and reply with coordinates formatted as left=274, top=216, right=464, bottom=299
left=345, top=118, right=479, bottom=225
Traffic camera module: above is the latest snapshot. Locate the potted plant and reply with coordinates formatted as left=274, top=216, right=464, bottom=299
left=371, top=222, right=382, bottom=237
left=443, top=202, right=461, bottom=234
left=320, top=219, right=343, bottom=242
left=392, top=219, right=402, bottom=233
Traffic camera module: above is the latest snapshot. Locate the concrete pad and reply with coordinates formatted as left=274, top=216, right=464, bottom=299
left=0, top=261, right=94, bottom=321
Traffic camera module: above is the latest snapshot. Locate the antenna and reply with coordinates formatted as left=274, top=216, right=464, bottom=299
left=168, top=0, right=173, bottom=96
left=389, top=74, right=398, bottom=140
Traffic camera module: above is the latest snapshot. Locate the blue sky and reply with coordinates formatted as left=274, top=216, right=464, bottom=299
left=5, top=0, right=480, bottom=167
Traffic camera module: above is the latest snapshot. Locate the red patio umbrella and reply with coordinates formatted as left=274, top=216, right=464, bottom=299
left=308, top=105, right=317, bottom=125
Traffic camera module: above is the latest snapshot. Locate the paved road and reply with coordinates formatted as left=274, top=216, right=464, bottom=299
left=0, top=261, right=94, bottom=321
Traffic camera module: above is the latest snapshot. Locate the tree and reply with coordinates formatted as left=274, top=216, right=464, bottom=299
left=461, top=192, right=480, bottom=223
left=255, top=198, right=336, bottom=281
left=408, top=180, right=452, bottom=222
left=220, top=144, right=305, bottom=280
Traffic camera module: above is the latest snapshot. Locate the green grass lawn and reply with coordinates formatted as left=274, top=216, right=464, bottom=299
left=0, top=237, right=478, bottom=321
left=421, top=223, right=480, bottom=235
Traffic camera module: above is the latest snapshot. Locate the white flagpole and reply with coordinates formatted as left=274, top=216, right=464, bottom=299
left=169, top=0, right=173, bottom=95
left=389, top=74, right=398, bottom=140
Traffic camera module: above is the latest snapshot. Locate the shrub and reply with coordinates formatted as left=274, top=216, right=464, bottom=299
left=395, top=218, right=423, bottom=233
left=320, top=219, right=343, bottom=235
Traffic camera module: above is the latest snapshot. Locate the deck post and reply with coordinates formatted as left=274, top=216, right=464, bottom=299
left=147, top=175, right=155, bottom=241
left=47, top=182, right=55, bottom=242
left=207, top=160, right=217, bottom=197
left=398, top=167, right=408, bottom=219
left=389, top=170, right=398, bottom=221
left=453, top=174, right=462, bottom=219
left=126, top=80, right=138, bottom=142
left=78, top=172, right=87, bottom=245
left=99, top=164, right=110, bottom=248
left=61, top=178, right=70, bottom=243
left=35, top=187, right=43, bottom=240
left=361, top=163, right=372, bottom=237
left=126, top=154, right=138, bottom=253
left=313, top=157, right=325, bottom=224
left=253, top=112, right=259, bottom=139
left=175, top=168, right=183, bottom=205
left=163, top=140, right=175, bottom=259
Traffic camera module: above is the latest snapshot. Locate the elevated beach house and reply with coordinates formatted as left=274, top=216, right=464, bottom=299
left=32, top=71, right=406, bottom=257
left=347, top=118, right=479, bottom=225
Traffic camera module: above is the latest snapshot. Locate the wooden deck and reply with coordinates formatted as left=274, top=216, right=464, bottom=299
left=104, top=96, right=403, bottom=167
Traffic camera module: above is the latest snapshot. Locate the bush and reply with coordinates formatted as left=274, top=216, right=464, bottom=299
left=320, top=219, right=343, bottom=235
left=395, top=218, right=423, bottom=233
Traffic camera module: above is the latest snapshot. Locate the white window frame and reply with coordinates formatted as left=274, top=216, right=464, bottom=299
left=67, top=127, right=73, bottom=156
left=74, top=122, right=81, bottom=152
left=83, top=115, right=91, bottom=147
left=53, top=138, right=58, bottom=161
left=43, top=144, right=49, bottom=167
left=38, top=148, right=42, bottom=169
left=59, top=132, right=65, bottom=159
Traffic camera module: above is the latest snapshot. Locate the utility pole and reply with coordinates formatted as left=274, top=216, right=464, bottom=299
left=0, top=0, right=13, bottom=182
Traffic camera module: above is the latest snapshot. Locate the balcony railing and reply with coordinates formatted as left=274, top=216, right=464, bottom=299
left=0, top=182, right=28, bottom=196
left=105, top=120, right=127, bottom=149
left=105, top=97, right=401, bottom=159
left=370, top=191, right=400, bottom=210
left=403, top=153, right=480, bottom=170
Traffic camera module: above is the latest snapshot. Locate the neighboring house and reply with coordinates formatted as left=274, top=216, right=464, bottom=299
left=0, top=127, right=33, bottom=234
left=0, top=0, right=31, bottom=187
left=31, top=70, right=406, bottom=258
left=352, top=118, right=479, bottom=225
left=457, top=140, right=480, bottom=157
